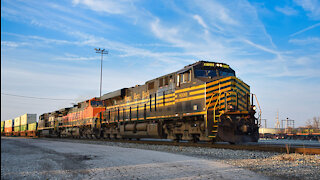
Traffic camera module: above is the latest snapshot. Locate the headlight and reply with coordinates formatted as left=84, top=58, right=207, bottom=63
left=252, top=105, right=257, bottom=110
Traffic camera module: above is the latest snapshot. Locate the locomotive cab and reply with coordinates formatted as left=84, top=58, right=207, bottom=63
left=181, top=61, right=259, bottom=143
left=193, top=62, right=236, bottom=81
left=89, top=98, right=104, bottom=107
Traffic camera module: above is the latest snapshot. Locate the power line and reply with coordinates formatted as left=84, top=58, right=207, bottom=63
left=1, top=93, right=74, bottom=101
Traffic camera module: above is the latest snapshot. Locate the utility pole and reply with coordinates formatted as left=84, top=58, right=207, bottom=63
left=261, top=119, right=267, bottom=128
left=275, top=111, right=280, bottom=128
left=94, top=48, right=108, bottom=99
left=281, top=118, right=294, bottom=133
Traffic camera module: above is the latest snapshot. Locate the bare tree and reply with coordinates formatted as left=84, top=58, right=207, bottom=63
left=312, top=116, right=320, bottom=129
left=306, top=116, right=320, bottom=129
left=306, top=118, right=312, bottom=128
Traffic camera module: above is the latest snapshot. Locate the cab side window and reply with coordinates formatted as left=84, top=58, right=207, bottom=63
left=148, top=81, right=154, bottom=90
left=181, top=70, right=191, bottom=84
left=182, top=72, right=189, bottom=83
left=164, top=76, right=169, bottom=86
left=159, top=78, right=163, bottom=87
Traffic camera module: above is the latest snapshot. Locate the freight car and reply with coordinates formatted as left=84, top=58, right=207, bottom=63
left=1, top=121, right=5, bottom=136
left=4, top=119, right=14, bottom=136
left=13, top=117, right=21, bottom=136
left=1, top=114, right=37, bottom=137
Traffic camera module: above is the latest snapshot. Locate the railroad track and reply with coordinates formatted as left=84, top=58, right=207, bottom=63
left=38, top=137, right=320, bottom=155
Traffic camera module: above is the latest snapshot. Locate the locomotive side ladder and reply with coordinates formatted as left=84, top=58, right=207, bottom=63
left=206, top=83, right=223, bottom=138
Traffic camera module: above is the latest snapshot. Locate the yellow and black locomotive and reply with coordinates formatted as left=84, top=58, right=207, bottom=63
left=100, top=61, right=260, bottom=143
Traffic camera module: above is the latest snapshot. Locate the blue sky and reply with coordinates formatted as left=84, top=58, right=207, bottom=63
left=1, top=0, right=320, bottom=128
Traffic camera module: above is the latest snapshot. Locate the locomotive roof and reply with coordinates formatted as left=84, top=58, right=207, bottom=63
left=184, top=60, right=230, bottom=68
left=145, top=61, right=227, bottom=83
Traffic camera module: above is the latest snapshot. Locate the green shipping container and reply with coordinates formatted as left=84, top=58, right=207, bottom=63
left=14, top=126, right=21, bottom=132
left=28, top=122, right=37, bottom=131
left=21, top=124, right=27, bottom=131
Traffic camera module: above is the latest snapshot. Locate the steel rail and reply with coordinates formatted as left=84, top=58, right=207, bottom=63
left=36, top=137, right=320, bottom=155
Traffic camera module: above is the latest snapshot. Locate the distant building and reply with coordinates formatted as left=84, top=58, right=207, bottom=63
left=259, top=128, right=281, bottom=134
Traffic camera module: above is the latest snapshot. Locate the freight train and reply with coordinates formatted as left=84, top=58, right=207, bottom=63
left=1, top=61, right=260, bottom=144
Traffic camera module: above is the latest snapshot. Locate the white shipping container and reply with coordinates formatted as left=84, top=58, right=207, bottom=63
left=20, top=114, right=37, bottom=125
left=5, top=119, right=14, bottom=128
left=14, top=117, right=21, bottom=127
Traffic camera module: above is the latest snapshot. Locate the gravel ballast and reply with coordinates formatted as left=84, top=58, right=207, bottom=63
left=43, top=138, right=320, bottom=180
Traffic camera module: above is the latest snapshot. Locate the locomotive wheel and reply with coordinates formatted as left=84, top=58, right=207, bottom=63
left=192, top=135, right=199, bottom=143
left=104, top=133, right=111, bottom=139
left=94, top=130, right=101, bottom=139
left=174, top=134, right=182, bottom=142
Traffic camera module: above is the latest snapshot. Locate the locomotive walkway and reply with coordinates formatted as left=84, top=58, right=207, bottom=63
left=1, top=137, right=268, bottom=179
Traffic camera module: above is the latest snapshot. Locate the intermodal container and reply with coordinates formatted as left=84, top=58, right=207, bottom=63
left=4, top=119, right=14, bottom=133
left=28, top=122, right=37, bottom=131
left=1, top=121, right=4, bottom=133
left=14, top=117, right=21, bottom=132
left=20, top=114, right=36, bottom=131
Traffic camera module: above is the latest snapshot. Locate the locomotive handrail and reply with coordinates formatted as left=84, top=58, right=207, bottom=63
left=223, top=91, right=235, bottom=111
left=251, top=93, right=262, bottom=126
left=93, top=112, right=103, bottom=129
left=205, top=83, right=221, bottom=128
left=206, top=92, right=218, bottom=111
left=213, top=83, right=222, bottom=124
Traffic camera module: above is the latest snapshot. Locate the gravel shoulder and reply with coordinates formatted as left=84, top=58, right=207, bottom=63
left=40, top=138, right=320, bottom=180
left=1, top=137, right=270, bottom=180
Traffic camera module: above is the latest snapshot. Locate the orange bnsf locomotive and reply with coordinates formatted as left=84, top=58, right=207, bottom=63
left=37, top=98, right=105, bottom=138
left=36, top=61, right=260, bottom=143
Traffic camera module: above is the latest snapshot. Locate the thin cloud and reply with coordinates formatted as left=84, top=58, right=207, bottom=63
left=294, top=0, right=320, bottom=20
left=289, top=37, right=320, bottom=44
left=193, top=14, right=208, bottom=29
left=72, top=0, right=135, bottom=15
left=150, top=18, right=190, bottom=48
left=2, top=33, right=81, bottom=48
left=54, top=56, right=99, bottom=61
left=2, top=0, right=114, bottom=34
left=193, top=14, right=209, bottom=35
left=275, top=6, right=298, bottom=16
left=290, top=23, right=320, bottom=36
left=241, top=39, right=281, bottom=56
left=1, top=41, right=30, bottom=48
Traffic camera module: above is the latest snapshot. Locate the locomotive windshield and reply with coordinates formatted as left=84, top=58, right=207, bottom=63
left=219, top=69, right=235, bottom=77
left=194, top=63, right=235, bottom=78
left=194, top=69, right=218, bottom=78
left=91, top=101, right=103, bottom=107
